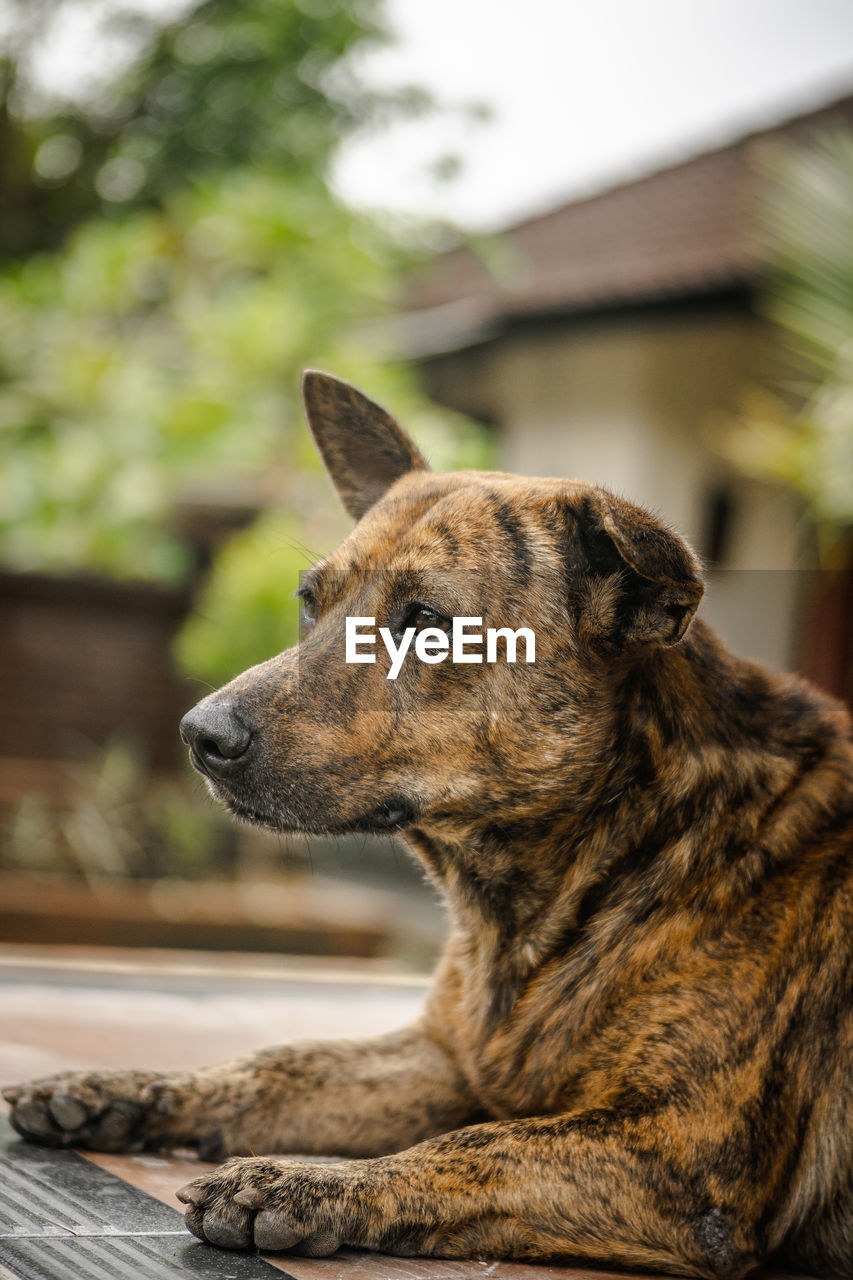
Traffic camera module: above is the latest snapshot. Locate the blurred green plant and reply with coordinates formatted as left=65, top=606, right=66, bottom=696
left=1, top=737, right=236, bottom=881
left=0, top=168, right=417, bottom=580
left=725, top=130, right=853, bottom=562
left=177, top=509, right=309, bottom=686
left=0, top=0, right=494, bottom=695
left=0, top=0, right=427, bottom=260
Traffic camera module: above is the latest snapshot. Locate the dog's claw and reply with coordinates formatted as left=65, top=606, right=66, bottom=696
left=177, top=1181, right=207, bottom=1206
left=233, top=1188, right=265, bottom=1209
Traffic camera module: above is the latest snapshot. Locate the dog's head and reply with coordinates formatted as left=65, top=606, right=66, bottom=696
left=181, top=373, right=703, bottom=836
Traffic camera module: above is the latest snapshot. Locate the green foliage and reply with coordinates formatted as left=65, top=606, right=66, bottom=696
left=177, top=509, right=309, bottom=686
left=0, top=168, right=405, bottom=579
left=0, top=0, right=495, bottom=688
left=94, top=0, right=388, bottom=193
left=726, top=130, right=853, bottom=554
left=0, top=0, right=407, bottom=259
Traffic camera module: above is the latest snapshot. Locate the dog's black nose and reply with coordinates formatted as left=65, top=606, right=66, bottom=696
left=180, top=701, right=252, bottom=777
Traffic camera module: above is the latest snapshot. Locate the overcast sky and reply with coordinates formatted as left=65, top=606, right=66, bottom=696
left=332, top=0, right=853, bottom=230
left=26, top=0, right=853, bottom=233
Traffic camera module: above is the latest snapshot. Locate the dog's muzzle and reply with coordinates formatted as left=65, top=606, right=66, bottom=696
left=180, top=699, right=253, bottom=780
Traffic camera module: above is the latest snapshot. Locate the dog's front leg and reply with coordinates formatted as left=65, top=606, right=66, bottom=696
left=178, top=1110, right=762, bottom=1278
left=3, top=1023, right=478, bottom=1160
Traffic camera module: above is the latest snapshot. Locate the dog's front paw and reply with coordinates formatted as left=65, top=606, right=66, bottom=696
left=178, top=1156, right=366, bottom=1256
left=2, top=1068, right=185, bottom=1152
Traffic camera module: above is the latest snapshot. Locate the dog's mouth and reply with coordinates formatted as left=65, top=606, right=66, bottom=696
left=182, top=697, right=420, bottom=836
left=205, top=774, right=418, bottom=837
left=358, top=797, right=416, bottom=832
left=218, top=792, right=278, bottom=828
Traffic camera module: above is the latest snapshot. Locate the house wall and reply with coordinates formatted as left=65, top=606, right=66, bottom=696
left=419, top=306, right=809, bottom=671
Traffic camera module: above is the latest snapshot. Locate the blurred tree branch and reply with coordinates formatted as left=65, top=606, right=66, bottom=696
left=0, top=0, right=432, bottom=260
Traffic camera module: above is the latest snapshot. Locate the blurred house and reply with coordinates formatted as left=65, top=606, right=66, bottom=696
left=397, top=91, right=853, bottom=680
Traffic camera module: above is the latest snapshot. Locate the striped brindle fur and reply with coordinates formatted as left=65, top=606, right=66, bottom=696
left=6, top=373, right=853, bottom=1278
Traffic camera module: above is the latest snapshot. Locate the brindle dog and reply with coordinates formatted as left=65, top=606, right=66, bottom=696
left=5, top=374, right=853, bottom=1279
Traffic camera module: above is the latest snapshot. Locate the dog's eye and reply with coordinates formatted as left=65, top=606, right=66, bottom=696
left=405, top=605, right=451, bottom=634
left=296, top=586, right=317, bottom=626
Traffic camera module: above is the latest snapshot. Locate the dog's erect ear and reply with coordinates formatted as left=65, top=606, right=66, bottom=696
left=571, top=489, right=704, bottom=649
left=301, top=371, right=430, bottom=520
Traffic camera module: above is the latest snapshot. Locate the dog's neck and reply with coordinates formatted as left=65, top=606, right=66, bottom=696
left=408, top=617, right=852, bottom=948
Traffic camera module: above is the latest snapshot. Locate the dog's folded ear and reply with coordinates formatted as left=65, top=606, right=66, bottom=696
left=571, top=489, right=704, bottom=649
left=301, top=371, right=430, bottom=520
